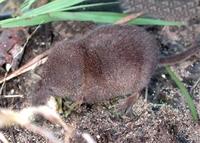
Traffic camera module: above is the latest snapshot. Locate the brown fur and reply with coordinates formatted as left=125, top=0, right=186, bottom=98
left=32, top=25, right=159, bottom=106
left=32, top=25, right=199, bottom=110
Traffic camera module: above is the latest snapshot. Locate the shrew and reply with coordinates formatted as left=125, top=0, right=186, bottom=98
left=32, top=25, right=200, bottom=112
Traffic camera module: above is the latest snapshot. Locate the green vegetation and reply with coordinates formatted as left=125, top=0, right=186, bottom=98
left=0, top=0, right=183, bottom=28
left=166, top=66, right=198, bottom=121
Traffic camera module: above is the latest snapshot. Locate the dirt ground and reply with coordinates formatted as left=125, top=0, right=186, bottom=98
left=0, top=1, right=200, bottom=143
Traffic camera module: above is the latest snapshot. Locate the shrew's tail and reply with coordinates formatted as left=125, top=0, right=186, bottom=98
left=159, top=44, right=200, bottom=66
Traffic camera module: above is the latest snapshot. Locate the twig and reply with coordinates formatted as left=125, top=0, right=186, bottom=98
left=191, top=77, right=200, bottom=93
left=81, top=133, right=97, bottom=143
left=0, top=26, right=40, bottom=96
left=0, top=94, right=24, bottom=98
left=22, top=26, right=41, bottom=51
left=144, top=87, right=148, bottom=103
left=0, top=72, right=8, bottom=95
left=0, top=132, right=9, bottom=143
left=115, top=12, right=143, bottom=25
left=0, top=50, right=50, bottom=84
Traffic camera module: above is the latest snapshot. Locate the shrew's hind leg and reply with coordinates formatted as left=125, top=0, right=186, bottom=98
left=115, top=93, right=140, bottom=116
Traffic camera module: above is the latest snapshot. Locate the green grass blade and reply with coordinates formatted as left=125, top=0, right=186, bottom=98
left=129, top=18, right=183, bottom=26
left=51, top=11, right=123, bottom=23
left=61, top=1, right=119, bottom=11
left=0, top=14, right=56, bottom=27
left=20, top=0, right=38, bottom=12
left=0, top=0, right=5, bottom=4
left=165, top=66, right=198, bottom=121
left=22, top=0, right=85, bottom=17
left=0, top=12, right=184, bottom=28
left=51, top=12, right=183, bottom=26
